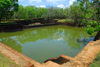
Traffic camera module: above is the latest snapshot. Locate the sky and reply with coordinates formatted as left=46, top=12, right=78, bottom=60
left=18, top=0, right=77, bottom=8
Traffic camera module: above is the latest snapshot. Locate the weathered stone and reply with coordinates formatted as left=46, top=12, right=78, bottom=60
left=44, top=54, right=73, bottom=65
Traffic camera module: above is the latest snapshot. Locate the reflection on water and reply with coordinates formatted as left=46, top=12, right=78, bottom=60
left=0, top=25, right=97, bottom=63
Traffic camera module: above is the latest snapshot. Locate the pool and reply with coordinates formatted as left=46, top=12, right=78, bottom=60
left=0, top=25, right=97, bottom=63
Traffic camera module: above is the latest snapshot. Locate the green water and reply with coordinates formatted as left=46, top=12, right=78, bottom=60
left=0, top=25, right=97, bottom=63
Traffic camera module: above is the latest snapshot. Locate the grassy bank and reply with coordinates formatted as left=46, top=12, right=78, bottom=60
left=55, top=19, right=74, bottom=22
left=56, top=19, right=99, bottom=23
left=0, top=52, right=21, bottom=67
left=90, top=51, right=100, bottom=67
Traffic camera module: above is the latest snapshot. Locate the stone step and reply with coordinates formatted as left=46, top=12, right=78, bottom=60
left=42, top=61, right=61, bottom=67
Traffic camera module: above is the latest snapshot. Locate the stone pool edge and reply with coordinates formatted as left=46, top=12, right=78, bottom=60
left=61, top=40, right=100, bottom=67
left=0, top=42, right=41, bottom=67
left=0, top=40, right=100, bottom=67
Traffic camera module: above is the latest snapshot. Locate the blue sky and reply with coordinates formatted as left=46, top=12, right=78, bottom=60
left=18, top=0, right=77, bottom=8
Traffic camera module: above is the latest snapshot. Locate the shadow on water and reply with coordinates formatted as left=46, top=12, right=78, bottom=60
left=77, top=36, right=95, bottom=45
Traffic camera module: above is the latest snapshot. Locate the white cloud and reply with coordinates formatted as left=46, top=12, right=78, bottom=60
left=19, top=0, right=24, bottom=1
left=69, top=0, right=75, bottom=6
left=56, top=38, right=63, bottom=41
left=36, top=5, right=46, bottom=8
left=28, top=0, right=42, bottom=3
left=57, top=4, right=65, bottom=8
left=40, top=5, right=45, bottom=8
left=57, top=4, right=67, bottom=8
left=47, top=0, right=66, bottom=4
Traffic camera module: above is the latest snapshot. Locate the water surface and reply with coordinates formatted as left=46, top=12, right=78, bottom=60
left=0, top=25, right=97, bottom=63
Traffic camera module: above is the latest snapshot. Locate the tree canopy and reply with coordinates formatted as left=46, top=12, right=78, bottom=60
left=0, top=0, right=19, bottom=22
left=77, top=0, right=100, bottom=35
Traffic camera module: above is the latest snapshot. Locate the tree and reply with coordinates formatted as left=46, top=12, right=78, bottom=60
left=16, top=5, right=25, bottom=20
left=77, top=0, right=99, bottom=35
left=25, top=5, right=36, bottom=19
left=69, top=2, right=83, bottom=24
left=0, top=0, right=19, bottom=22
left=58, top=8, right=65, bottom=19
left=36, top=7, right=48, bottom=18
left=63, top=7, right=70, bottom=19
left=46, top=6, right=58, bottom=20
left=40, top=8, right=48, bottom=19
left=53, top=7, right=60, bottom=18
left=11, top=12, right=18, bottom=19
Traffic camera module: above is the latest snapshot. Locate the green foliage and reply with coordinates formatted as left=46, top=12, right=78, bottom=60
left=36, top=7, right=48, bottom=18
left=77, top=0, right=99, bottom=35
left=25, top=6, right=36, bottom=19
left=0, top=0, right=19, bottom=22
left=69, top=2, right=84, bottom=24
left=11, top=5, right=69, bottom=20
left=85, top=25, right=94, bottom=35
left=16, top=5, right=25, bottom=20
left=15, top=5, right=48, bottom=20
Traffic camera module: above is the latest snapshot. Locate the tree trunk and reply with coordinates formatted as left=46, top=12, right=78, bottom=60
left=0, top=18, right=1, bottom=23
left=94, top=31, right=100, bottom=41
left=6, top=18, right=7, bottom=21
left=75, top=17, right=78, bottom=24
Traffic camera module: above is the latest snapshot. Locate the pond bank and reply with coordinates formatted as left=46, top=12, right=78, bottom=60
left=0, top=39, right=100, bottom=67
left=0, top=52, right=21, bottom=67
left=0, top=21, right=84, bottom=32
left=0, top=42, right=35, bottom=67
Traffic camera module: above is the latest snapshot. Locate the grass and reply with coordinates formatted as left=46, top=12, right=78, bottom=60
left=56, top=19, right=100, bottom=23
left=0, top=21, right=17, bottom=25
left=1, top=19, right=24, bottom=21
left=0, top=52, right=21, bottom=67
left=89, top=51, right=100, bottom=67
left=56, top=19, right=74, bottom=22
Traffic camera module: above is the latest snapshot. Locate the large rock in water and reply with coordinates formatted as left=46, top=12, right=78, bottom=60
left=94, top=31, right=100, bottom=41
